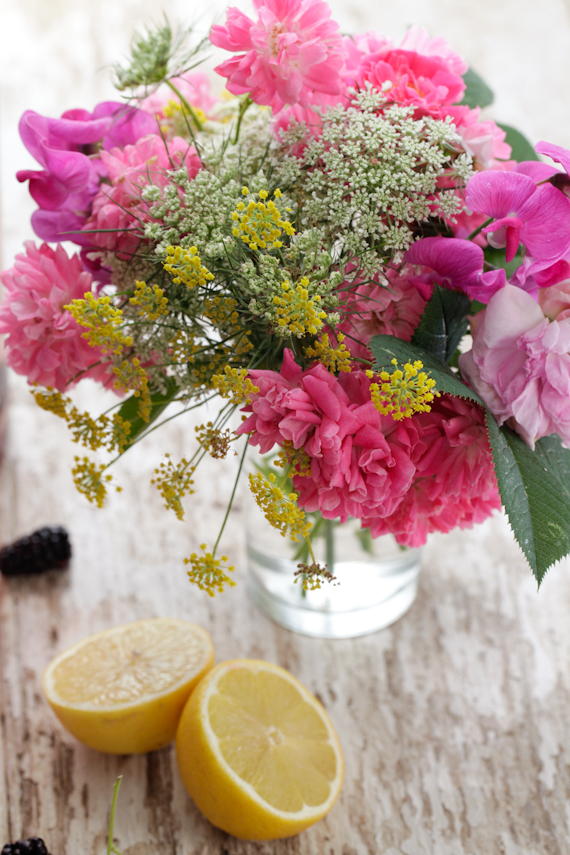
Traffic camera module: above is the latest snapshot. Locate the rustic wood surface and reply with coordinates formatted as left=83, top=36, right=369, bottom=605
left=3, top=0, right=570, bottom=852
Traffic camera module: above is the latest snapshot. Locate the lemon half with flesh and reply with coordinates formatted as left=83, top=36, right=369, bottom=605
left=176, top=659, right=344, bottom=840
left=42, top=618, right=214, bottom=754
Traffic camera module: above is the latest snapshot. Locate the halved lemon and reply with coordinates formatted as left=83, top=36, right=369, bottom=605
left=42, top=618, right=214, bottom=754
left=176, top=659, right=344, bottom=840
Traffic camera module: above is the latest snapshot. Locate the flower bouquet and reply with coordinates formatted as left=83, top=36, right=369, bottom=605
left=3, top=0, right=570, bottom=598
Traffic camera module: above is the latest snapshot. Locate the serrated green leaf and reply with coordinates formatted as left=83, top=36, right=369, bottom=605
left=117, top=378, right=179, bottom=445
left=497, top=123, right=539, bottom=162
left=462, top=68, right=494, bottom=109
left=534, top=434, right=570, bottom=499
left=411, top=285, right=470, bottom=363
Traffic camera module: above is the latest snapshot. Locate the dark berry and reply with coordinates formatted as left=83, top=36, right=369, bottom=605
left=0, top=527, right=71, bottom=576
left=1, top=839, right=49, bottom=855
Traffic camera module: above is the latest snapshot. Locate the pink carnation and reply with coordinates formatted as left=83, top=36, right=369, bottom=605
left=237, top=350, right=499, bottom=545
left=364, top=395, right=500, bottom=546
left=210, top=0, right=346, bottom=112
left=83, top=134, right=202, bottom=256
left=335, top=266, right=427, bottom=360
left=0, top=242, right=113, bottom=391
left=459, top=283, right=570, bottom=448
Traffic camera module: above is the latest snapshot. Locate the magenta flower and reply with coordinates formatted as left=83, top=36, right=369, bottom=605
left=535, top=140, right=570, bottom=176
left=0, top=243, right=114, bottom=391
left=210, top=0, right=346, bottom=112
left=17, top=103, right=156, bottom=245
left=405, top=236, right=506, bottom=303
left=465, top=170, right=570, bottom=263
left=459, top=283, right=570, bottom=448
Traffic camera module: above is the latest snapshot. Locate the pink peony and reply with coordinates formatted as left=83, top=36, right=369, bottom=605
left=335, top=266, right=427, bottom=360
left=363, top=395, right=500, bottom=547
left=237, top=350, right=499, bottom=544
left=459, top=283, right=570, bottom=448
left=0, top=242, right=113, bottom=391
left=210, top=0, right=346, bottom=112
left=82, top=134, right=202, bottom=256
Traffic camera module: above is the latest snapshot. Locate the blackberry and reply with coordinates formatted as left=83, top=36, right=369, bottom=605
left=1, top=838, right=49, bottom=855
left=0, top=527, right=71, bottom=576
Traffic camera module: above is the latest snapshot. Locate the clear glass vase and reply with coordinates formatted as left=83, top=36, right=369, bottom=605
left=244, top=454, right=421, bottom=639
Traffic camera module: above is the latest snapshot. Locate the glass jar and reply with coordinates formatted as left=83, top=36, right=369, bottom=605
left=244, top=452, right=421, bottom=639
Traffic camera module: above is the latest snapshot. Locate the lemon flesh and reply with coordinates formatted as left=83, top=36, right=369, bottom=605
left=43, top=618, right=214, bottom=754
left=176, top=659, right=344, bottom=840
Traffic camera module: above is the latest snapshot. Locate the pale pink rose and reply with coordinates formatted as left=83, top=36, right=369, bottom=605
left=0, top=242, right=113, bottom=391
left=399, top=26, right=468, bottom=76
left=451, top=106, right=512, bottom=170
left=82, top=134, right=202, bottom=256
left=140, top=72, right=216, bottom=119
left=335, top=266, right=427, bottom=360
left=459, top=283, right=570, bottom=448
left=210, top=0, right=347, bottom=112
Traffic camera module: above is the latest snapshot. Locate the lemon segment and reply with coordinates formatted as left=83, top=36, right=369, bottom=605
left=176, top=659, right=344, bottom=840
left=42, top=618, right=214, bottom=754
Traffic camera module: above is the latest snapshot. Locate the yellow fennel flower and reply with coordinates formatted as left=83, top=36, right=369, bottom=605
left=369, top=359, right=439, bottom=420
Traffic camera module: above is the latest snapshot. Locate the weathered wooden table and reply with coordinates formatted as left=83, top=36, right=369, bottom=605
left=1, top=373, right=570, bottom=855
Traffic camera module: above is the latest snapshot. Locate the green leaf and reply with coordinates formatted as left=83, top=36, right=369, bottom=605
left=534, top=434, right=570, bottom=500
left=483, top=245, right=524, bottom=279
left=462, top=68, right=494, bottom=109
left=497, top=123, right=539, bottom=162
left=117, top=378, right=179, bottom=445
left=411, top=285, right=470, bottom=363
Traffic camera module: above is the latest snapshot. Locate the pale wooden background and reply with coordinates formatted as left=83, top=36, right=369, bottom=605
left=2, top=1, right=570, bottom=853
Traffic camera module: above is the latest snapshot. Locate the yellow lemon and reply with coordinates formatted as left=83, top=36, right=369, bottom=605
left=176, top=659, right=344, bottom=840
left=42, top=618, right=214, bottom=754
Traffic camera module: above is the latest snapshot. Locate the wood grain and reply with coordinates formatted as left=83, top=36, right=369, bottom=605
left=1, top=374, right=570, bottom=855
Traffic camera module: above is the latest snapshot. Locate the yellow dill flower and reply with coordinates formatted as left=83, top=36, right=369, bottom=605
left=129, top=280, right=168, bottom=320
left=195, top=423, right=233, bottom=459
left=211, top=365, right=259, bottom=405
left=184, top=544, right=236, bottom=597
left=231, top=188, right=295, bottom=251
left=151, top=454, right=195, bottom=520
left=204, top=295, right=239, bottom=327
left=275, top=441, right=312, bottom=478
left=65, top=293, right=132, bottom=356
left=370, top=359, right=439, bottom=420
left=273, top=279, right=327, bottom=337
left=33, top=388, right=131, bottom=453
left=33, top=387, right=69, bottom=419
left=71, top=457, right=114, bottom=508
left=248, top=471, right=311, bottom=542
left=163, top=245, right=214, bottom=289
left=112, top=359, right=151, bottom=422
left=294, top=563, right=337, bottom=591
left=110, top=414, right=132, bottom=453
left=305, top=332, right=352, bottom=373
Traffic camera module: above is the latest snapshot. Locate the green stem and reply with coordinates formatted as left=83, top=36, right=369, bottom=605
left=165, top=79, right=203, bottom=132
left=231, top=95, right=253, bottom=146
left=466, top=216, right=493, bottom=242
left=212, top=438, right=248, bottom=555
left=324, top=518, right=335, bottom=571
left=107, top=777, right=123, bottom=855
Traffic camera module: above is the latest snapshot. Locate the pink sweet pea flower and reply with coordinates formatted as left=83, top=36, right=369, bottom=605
left=210, top=0, right=346, bottom=112
left=0, top=242, right=114, bottom=391
left=465, top=170, right=570, bottom=263
left=535, top=140, right=570, bottom=176
left=459, top=283, right=570, bottom=448
left=405, top=236, right=506, bottom=303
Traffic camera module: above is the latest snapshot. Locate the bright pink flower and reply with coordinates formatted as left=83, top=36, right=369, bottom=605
left=335, top=266, right=427, bottom=359
left=405, top=236, right=506, bottom=303
left=363, top=395, right=500, bottom=547
left=459, top=283, right=570, bottom=448
left=535, top=140, right=570, bottom=176
left=0, top=242, right=113, bottom=391
left=82, top=134, right=202, bottom=256
left=399, top=26, right=468, bottom=76
left=354, top=49, right=465, bottom=117
left=210, top=0, right=346, bottom=112
left=465, top=170, right=570, bottom=263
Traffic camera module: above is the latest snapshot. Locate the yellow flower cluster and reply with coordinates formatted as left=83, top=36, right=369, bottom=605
left=305, top=332, right=352, bottom=373
left=274, top=279, right=327, bottom=337
left=184, top=544, right=236, bottom=597
left=205, top=295, right=239, bottom=327
left=294, top=562, right=337, bottom=591
left=112, top=358, right=152, bottom=423
left=248, top=471, right=311, bottom=542
left=71, top=456, right=117, bottom=508
left=275, top=441, right=312, bottom=478
left=163, top=245, right=214, bottom=289
left=33, top=388, right=132, bottom=453
left=129, top=280, right=168, bottom=320
left=195, top=423, right=233, bottom=459
left=367, top=359, right=439, bottom=420
left=160, top=99, right=207, bottom=138
left=151, top=454, right=196, bottom=520
left=210, top=365, right=259, bottom=405
left=231, top=187, right=295, bottom=251
left=66, top=293, right=132, bottom=356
